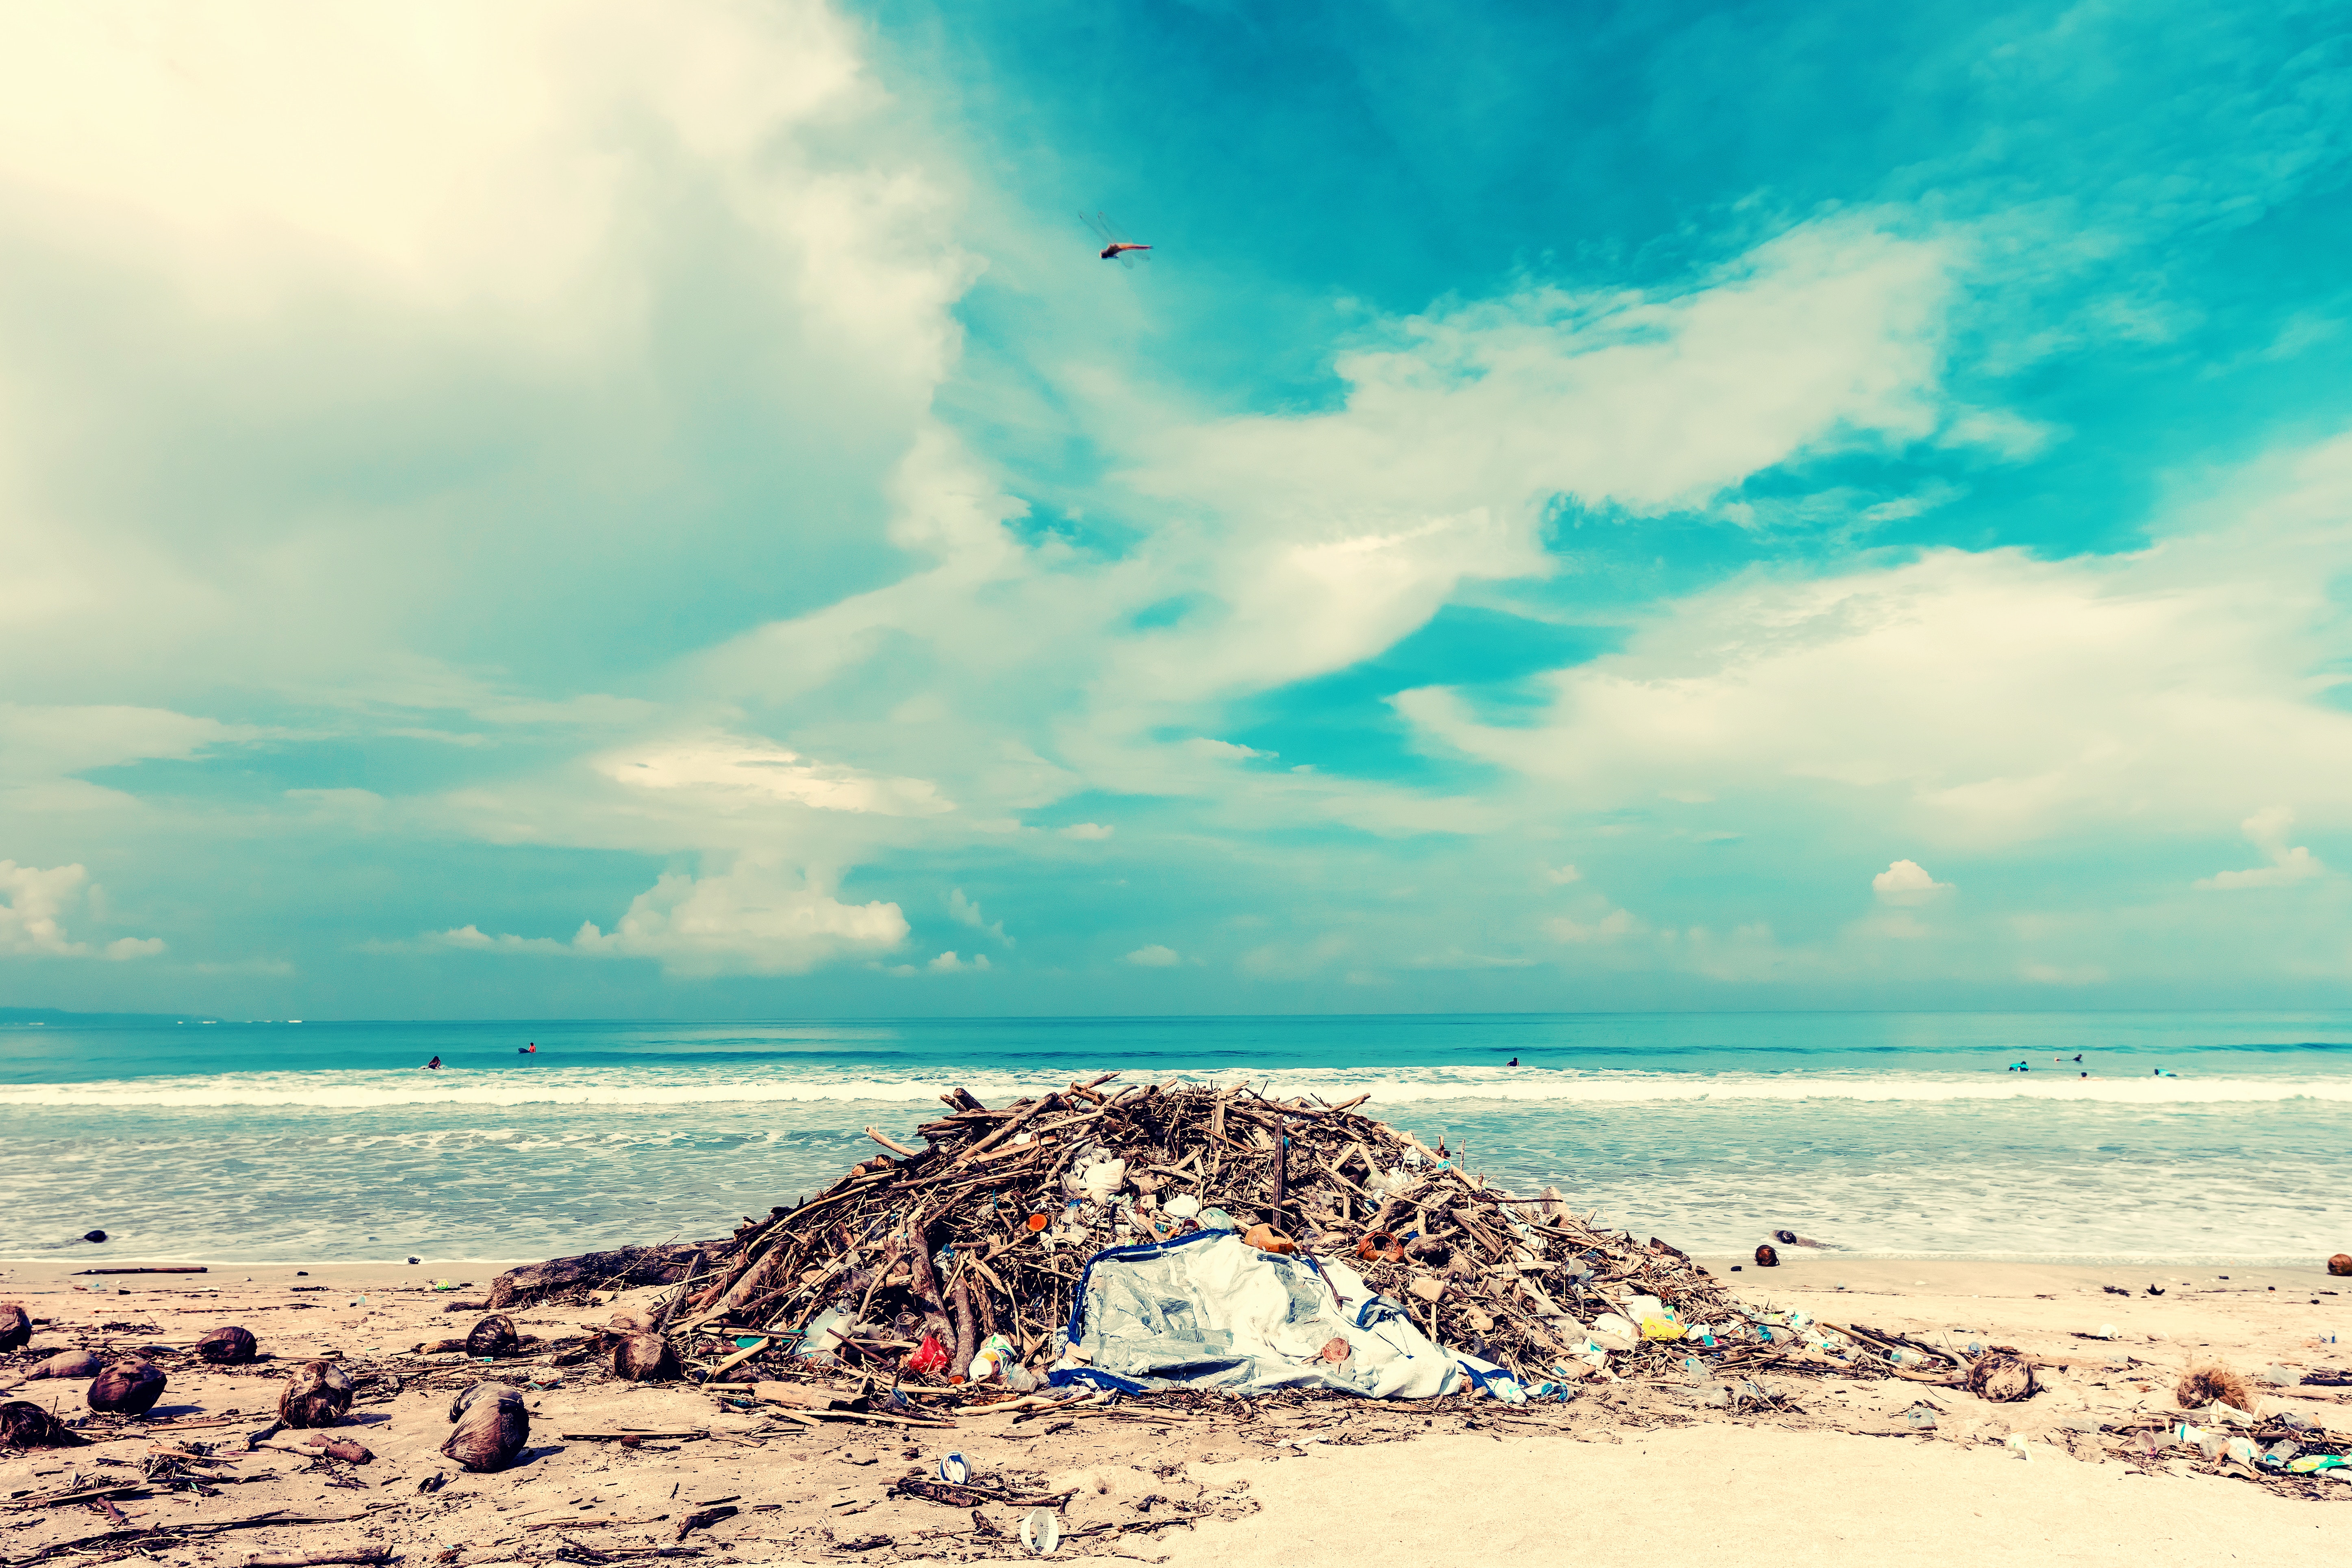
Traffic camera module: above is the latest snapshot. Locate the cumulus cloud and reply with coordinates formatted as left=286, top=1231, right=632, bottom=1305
left=925, top=950, right=990, bottom=973
left=0, top=861, right=165, bottom=959
left=440, top=859, right=906, bottom=977
left=1125, top=944, right=1181, bottom=967
left=1058, top=823, right=1114, bottom=840
left=1401, top=433, right=2352, bottom=848
left=601, top=735, right=953, bottom=817
left=946, top=888, right=1011, bottom=945
left=2196, top=807, right=2327, bottom=889
left=1872, top=859, right=1953, bottom=903
left=1545, top=908, right=1641, bottom=944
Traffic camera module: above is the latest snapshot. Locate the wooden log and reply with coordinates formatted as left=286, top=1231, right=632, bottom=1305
left=1270, top=1122, right=1288, bottom=1213
left=241, top=1552, right=392, bottom=1567
left=950, top=1279, right=977, bottom=1381
left=74, top=1266, right=208, bottom=1275
left=489, top=1242, right=719, bottom=1308
left=865, top=1127, right=921, bottom=1158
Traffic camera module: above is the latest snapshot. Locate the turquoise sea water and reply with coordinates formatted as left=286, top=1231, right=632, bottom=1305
left=1, top=1012, right=2346, bottom=1265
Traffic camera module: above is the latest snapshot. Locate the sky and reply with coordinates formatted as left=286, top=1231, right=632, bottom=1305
left=4, top=0, right=2352, bottom=1018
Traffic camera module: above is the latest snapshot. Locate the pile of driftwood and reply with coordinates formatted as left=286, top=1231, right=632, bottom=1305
left=660, top=1076, right=1744, bottom=1391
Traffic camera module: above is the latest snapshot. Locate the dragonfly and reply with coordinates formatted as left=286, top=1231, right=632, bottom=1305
left=1081, top=211, right=1152, bottom=267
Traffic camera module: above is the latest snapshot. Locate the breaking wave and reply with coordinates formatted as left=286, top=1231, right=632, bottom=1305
left=3, top=1064, right=2349, bottom=1112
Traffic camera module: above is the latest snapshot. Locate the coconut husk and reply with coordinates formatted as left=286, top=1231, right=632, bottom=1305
left=2329, top=1253, right=2351, bottom=1278
left=196, top=1325, right=258, bottom=1365
left=0, top=1303, right=29, bottom=1353
left=441, top=1382, right=529, bottom=1472
left=278, top=1360, right=354, bottom=1427
left=0, top=1400, right=87, bottom=1447
left=87, top=1358, right=166, bottom=1415
left=1753, top=1244, right=1780, bottom=1268
left=463, top=1314, right=519, bottom=1359
left=611, top=1332, right=680, bottom=1383
left=22, top=1349, right=100, bottom=1381
left=2177, top=1360, right=2254, bottom=1412
left=1965, top=1351, right=2037, bottom=1403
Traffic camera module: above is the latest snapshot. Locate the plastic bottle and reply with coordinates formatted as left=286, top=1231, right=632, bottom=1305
left=797, top=1307, right=852, bottom=1362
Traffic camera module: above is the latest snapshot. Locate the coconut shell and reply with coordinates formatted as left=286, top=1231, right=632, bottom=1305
left=0, top=1303, right=29, bottom=1352
left=196, top=1325, right=258, bottom=1365
left=0, top=1401, right=87, bottom=1448
left=1965, top=1350, right=2038, bottom=1403
left=24, top=1349, right=100, bottom=1381
left=1753, top=1244, right=1780, bottom=1268
left=87, top=1358, right=166, bottom=1416
left=610, top=1332, right=680, bottom=1383
left=2330, top=1253, right=2352, bottom=1278
left=278, top=1360, right=354, bottom=1427
left=463, top=1313, right=519, bottom=1359
left=441, top=1381, right=529, bottom=1472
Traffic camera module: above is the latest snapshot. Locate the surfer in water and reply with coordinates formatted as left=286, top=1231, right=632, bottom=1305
left=423, top=1055, right=442, bottom=1071
left=518, top=1042, right=537, bottom=1055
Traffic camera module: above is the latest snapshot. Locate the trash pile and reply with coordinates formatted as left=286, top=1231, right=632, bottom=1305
left=662, top=1076, right=1841, bottom=1399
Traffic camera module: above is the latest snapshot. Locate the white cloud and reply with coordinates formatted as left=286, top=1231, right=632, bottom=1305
left=1401, top=432, right=2352, bottom=847
left=1184, top=738, right=1276, bottom=762
left=0, top=860, right=164, bottom=959
left=440, top=858, right=906, bottom=977
left=1404, top=949, right=1538, bottom=970
left=1058, top=823, right=1114, bottom=840
left=1544, top=908, right=1641, bottom=944
left=0, top=0, right=976, bottom=721
left=2021, top=960, right=2109, bottom=986
left=2196, top=807, right=2327, bottom=890
left=926, top=950, right=990, bottom=973
left=1543, top=864, right=1582, bottom=885
left=1872, top=859, right=1953, bottom=903
left=946, top=887, right=1011, bottom=945
left=1125, top=943, right=1181, bottom=967
left=600, top=734, right=953, bottom=817
left=696, top=212, right=1974, bottom=843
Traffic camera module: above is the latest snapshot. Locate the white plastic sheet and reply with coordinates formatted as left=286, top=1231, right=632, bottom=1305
left=1050, top=1231, right=1517, bottom=1399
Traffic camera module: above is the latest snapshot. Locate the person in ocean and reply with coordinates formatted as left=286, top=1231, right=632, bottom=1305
left=518, top=1042, right=537, bottom=1055
left=423, top=1055, right=442, bottom=1070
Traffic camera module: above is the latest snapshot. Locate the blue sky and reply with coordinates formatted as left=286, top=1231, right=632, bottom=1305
left=4, top=0, right=2352, bottom=1017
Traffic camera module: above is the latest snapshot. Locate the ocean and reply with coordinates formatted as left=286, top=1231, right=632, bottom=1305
left=1, top=1012, right=2345, bottom=1267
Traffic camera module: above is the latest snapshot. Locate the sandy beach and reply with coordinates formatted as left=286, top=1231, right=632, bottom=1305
left=5, top=1251, right=2344, bottom=1565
